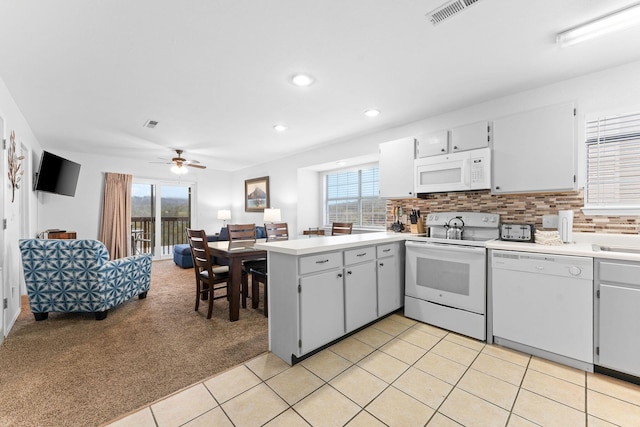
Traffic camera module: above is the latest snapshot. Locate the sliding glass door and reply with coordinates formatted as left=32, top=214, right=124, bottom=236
left=132, top=181, right=193, bottom=259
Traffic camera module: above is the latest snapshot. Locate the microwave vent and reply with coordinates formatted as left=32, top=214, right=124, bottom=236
left=426, top=0, right=481, bottom=25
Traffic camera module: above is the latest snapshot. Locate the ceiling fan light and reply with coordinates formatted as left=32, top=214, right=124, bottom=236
left=170, top=164, right=188, bottom=175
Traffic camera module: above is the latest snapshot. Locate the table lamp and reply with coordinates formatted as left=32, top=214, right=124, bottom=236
left=217, top=209, right=231, bottom=226
left=263, top=208, right=281, bottom=223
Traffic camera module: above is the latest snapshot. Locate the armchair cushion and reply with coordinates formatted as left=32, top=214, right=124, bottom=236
left=19, top=239, right=152, bottom=320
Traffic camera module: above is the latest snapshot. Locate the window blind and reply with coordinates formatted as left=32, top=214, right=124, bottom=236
left=585, top=112, right=640, bottom=208
left=325, top=166, right=386, bottom=227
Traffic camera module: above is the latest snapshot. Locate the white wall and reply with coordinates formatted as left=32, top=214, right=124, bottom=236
left=0, top=76, right=43, bottom=338
left=228, top=59, right=640, bottom=235
left=37, top=150, right=233, bottom=239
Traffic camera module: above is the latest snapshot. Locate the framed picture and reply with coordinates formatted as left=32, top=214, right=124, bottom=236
left=245, top=176, right=270, bottom=212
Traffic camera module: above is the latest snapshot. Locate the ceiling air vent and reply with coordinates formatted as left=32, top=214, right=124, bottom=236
left=426, top=0, right=481, bottom=25
left=143, top=120, right=158, bottom=129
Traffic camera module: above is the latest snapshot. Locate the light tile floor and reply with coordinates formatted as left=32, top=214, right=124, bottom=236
left=104, top=314, right=640, bottom=427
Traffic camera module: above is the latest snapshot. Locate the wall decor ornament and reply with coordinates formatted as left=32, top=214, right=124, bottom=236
left=8, top=130, right=24, bottom=203
left=245, top=176, right=270, bottom=212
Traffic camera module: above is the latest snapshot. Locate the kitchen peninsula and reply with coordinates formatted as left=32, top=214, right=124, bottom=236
left=254, top=232, right=406, bottom=365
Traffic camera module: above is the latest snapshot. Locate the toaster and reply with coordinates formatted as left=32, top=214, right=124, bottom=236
left=500, top=223, right=535, bottom=242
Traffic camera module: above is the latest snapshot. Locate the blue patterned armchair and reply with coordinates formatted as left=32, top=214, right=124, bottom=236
left=19, top=239, right=152, bottom=321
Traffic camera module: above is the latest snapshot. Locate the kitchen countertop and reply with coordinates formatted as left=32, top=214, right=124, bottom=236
left=487, top=232, right=640, bottom=262
left=253, top=232, right=406, bottom=256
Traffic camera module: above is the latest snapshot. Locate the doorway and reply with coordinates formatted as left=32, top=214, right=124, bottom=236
left=131, top=181, right=193, bottom=259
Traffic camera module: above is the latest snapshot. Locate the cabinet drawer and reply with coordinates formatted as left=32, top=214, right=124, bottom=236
left=600, top=261, right=640, bottom=287
left=377, top=243, right=398, bottom=258
left=344, top=246, right=375, bottom=265
left=299, top=252, right=342, bottom=275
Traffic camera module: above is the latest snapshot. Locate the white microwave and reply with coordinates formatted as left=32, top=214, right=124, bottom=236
left=414, top=147, right=491, bottom=194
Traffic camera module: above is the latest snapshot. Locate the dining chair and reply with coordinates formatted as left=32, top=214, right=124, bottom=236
left=227, top=223, right=259, bottom=308
left=250, top=222, right=289, bottom=317
left=331, top=222, right=353, bottom=236
left=186, top=229, right=230, bottom=319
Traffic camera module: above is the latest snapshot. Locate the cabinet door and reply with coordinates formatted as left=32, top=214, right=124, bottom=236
left=416, top=130, right=448, bottom=158
left=450, top=121, right=490, bottom=152
left=299, top=270, right=345, bottom=354
left=377, top=255, right=402, bottom=316
left=345, top=261, right=378, bottom=332
left=598, top=283, right=640, bottom=377
left=379, top=137, right=415, bottom=198
left=492, top=103, right=576, bottom=194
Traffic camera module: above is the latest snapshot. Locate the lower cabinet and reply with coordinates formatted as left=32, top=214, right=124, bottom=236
left=268, top=240, right=404, bottom=364
left=299, top=270, right=345, bottom=354
left=344, top=247, right=377, bottom=333
left=595, top=259, right=640, bottom=377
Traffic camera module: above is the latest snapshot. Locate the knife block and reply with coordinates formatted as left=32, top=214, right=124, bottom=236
left=410, top=220, right=426, bottom=234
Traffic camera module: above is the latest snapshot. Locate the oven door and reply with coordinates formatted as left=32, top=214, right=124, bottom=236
left=405, top=241, right=486, bottom=314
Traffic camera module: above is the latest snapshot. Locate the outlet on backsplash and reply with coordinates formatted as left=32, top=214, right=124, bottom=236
left=542, top=214, right=559, bottom=229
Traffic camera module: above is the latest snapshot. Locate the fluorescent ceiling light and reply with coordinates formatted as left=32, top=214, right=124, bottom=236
left=557, top=2, right=640, bottom=47
left=291, top=74, right=315, bottom=87
left=273, top=124, right=288, bottom=132
left=364, top=109, right=380, bottom=117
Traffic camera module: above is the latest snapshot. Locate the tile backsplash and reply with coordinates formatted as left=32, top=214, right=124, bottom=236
left=386, top=190, right=639, bottom=234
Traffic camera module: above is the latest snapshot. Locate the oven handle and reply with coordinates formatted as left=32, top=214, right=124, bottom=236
left=406, top=240, right=486, bottom=254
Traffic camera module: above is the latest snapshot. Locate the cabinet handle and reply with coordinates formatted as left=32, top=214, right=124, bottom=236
left=379, top=262, right=384, bottom=267
left=495, top=186, right=500, bottom=190
left=356, top=253, right=367, bottom=257
left=441, top=148, right=446, bottom=152
left=453, top=145, right=458, bottom=150
left=382, top=249, right=391, bottom=252
left=347, top=271, right=352, bottom=275
left=315, top=259, right=329, bottom=264
left=337, top=273, right=343, bottom=278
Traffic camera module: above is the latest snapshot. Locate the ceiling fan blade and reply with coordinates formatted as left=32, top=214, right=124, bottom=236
left=187, top=164, right=206, bottom=169
left=183, top=159, right=200, bottom=164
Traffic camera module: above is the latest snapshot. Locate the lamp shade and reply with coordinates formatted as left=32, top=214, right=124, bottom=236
left=217, top=209, right=231, bottom=220
left=263, top=208, right=281, bottom=223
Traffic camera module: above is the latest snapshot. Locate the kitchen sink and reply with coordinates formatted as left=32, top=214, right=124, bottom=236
left=592, top=244, right=640, bottom=255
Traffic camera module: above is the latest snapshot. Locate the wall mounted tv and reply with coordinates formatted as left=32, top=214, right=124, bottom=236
left=33, top=151, right=81, bottom=197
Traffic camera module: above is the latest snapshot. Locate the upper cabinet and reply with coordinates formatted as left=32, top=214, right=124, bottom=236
left=492, top=102, right=577, bottom=194
left=379, top=137, right=416, bottom=198
left=450, top=121, right=491, bottom=152
left=416, top=130, right=449, bottom=158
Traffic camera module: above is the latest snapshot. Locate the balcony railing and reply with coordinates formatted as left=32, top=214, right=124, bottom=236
left=131, top=216, right=190, bottom=256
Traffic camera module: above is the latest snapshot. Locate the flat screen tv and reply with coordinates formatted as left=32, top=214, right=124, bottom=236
left=33, top=151, right=81, bottom=197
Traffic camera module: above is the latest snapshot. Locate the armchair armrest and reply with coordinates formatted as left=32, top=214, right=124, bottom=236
left=98, top=253, right=152, bottom=310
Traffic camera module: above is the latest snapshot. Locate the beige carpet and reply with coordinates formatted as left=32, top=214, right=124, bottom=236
left=0, top=260, right=268, bottom=427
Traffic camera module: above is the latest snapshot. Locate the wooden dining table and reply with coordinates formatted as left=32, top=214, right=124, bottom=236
left=208, top=239, right=267, bottom=322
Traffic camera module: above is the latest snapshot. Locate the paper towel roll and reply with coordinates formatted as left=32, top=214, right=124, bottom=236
left=558, top=210, right=574, bottom=243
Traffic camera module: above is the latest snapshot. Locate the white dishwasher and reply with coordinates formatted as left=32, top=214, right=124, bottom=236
left=490, top=250, right=594, bottom=371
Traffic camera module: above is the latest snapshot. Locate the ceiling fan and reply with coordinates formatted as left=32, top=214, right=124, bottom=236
left=156, top=149, right=207, bottom=174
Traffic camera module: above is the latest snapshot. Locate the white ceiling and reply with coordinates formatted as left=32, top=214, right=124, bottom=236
left=1, top=0, right=640, bottom=171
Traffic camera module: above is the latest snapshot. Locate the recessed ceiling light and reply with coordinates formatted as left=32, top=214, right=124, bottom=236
left=336, top=160, right=347, bottom=166
left=291, top=74, right=315, bottom=87
left=273, top=124, right=288, bottom=132
left=364, top=109, right=380, bottom=117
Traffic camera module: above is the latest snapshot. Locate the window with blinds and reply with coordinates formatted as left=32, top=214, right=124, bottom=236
left=325, top=166, right=386, bottom=228
left=585, top=112, right=640, bottom=212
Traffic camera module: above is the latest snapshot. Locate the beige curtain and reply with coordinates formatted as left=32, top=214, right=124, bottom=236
left=99, top=172, right=132, bottom=259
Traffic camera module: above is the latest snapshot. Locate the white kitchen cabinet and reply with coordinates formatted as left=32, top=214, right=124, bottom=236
left=266, top=236, right=405, bottom=365
left=450, top=121, right=491, bottom=152
left=299, top=269, right=345, bottom=354
left=378, top=137, right=415, bottom=198
left=377, top=243, right=404, bottom=316
left=416, top=130, right=448, bottom=158
left=595, top=259, right=640, bottom=377
left=492, top=102, right=577, bottom=194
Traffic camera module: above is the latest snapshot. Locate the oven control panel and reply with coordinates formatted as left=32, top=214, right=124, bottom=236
left=500, top=223, right=535, bottom=242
